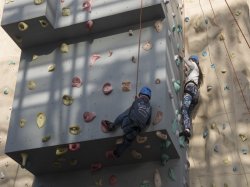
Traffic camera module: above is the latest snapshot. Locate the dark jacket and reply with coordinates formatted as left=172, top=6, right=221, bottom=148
left=129, top=96, right=152, bottom=129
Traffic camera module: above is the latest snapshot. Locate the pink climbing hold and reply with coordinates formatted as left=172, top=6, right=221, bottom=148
left=69, top=143, right=80, bottom=151
left=86, top=20, right=94, bottom=31
left=109, top=175, right=117, bottom=186
left=72, top=76, right=82, bottom=88
left=102, top=82, right=113, bottom=95
left=90, top=54, right=101, bottom=66
left=83, top=112, right=96, bottom=122
left=90, top=162, right=103, bottom=172
left=82, top=0, right=92, bottom=12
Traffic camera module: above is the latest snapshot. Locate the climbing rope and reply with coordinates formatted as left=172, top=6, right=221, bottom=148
left=208, top=0, right=250, bottom=113
left=135, top=0, right=143, bottom=96
left=199, top=0, right=249, bottom=185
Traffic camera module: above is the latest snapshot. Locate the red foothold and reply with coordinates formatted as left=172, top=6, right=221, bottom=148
left=83, top=112, right=96, bottom=122
left=86, top=20, right=94, bottom=31
left=102, top=82, right=113, bottom=95
left=109, top=175, right=117, bottom=186
left=69, top=143, right=80, bottom=151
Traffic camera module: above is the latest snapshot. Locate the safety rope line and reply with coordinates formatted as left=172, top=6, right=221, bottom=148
left=224, top=0, right=250, bottom=48
left=208, top=0, right=250, bottom=113
left=199, top=1, right=249, bottom=185
left=135, top=0, right=143, bottom=96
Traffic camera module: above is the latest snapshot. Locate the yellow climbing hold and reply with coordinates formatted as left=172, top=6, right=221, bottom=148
left=48, top=64, right=56, bottom=72
left=239, top=133, right=247, bottom=142
left=131, top=150, right=142, bottom=160
left=136, top=135, right=148, bottom=144
left=18, top=22, right=28, bottom=31
left=36, top=112, right=46, bottom=128
left=42, top=136, right=51, bottom=142
left=39, top=20, right=48, bottom=28
left=62, top=7, right=71, bottom=16
left=219, top=33, right=225, bottom=41
left=116, top=138, right=124, bottom=145
left=27, top=80, right=37, bottom=90
left=34, top=0, right=44, bottom=5
left=69, top=125, right=80, bottom=135
left=19, top=118, right=27, bottom=128
left=60, top=43, right=69, bottom=53
left=56, top=147, right=68, bottom=156
left=32, top=54, right=38, bottom=61
left=62, top=95, right=73, bottom=106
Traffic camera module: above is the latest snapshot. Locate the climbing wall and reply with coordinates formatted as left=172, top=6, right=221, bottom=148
left=1, top=0, right=190, bottom=186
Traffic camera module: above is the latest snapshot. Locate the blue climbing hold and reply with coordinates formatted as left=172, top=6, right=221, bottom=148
left=184, top=17, right=190, bottom=22
left=202, top=51, right=207, bottom=57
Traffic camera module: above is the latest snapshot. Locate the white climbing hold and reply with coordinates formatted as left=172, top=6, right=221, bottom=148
left=60, top=43, right=69, bottom=53
left=20, top=152, right=28, bottom=168
left=18, top=22, right=28, bottom=31
left=156, top=131, right=167, bottom=140
left=142, top=41, right=152, bottom=51
left=32, top=54, right=38, bottom=61
left=48, top=64, right=56, bottom=72
left=128, top=30, right=133, bottom=36
left=154, top=20, right=163, bottom=32
left=163, top=0, right=170, bottom=4
left=207, top=85, right=212, bottom=92
left=131, top=150, right=142, bottom=159
left=39, top=20, right=48, bottom=28
left=154, top=169, right=162, bottom=187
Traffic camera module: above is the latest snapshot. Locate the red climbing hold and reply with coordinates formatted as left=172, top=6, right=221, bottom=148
left=90, top=162, right=103, bottom=172
left=105, top=150, right=117, bottom=160
left=83, top=112, right=96, bottom=122
left=72, top=76, right=82, bottom=88
left=101, top=120, right=114, bottom=133
left=82, top=0, right=92, bottom=12
left=109, top=175, right=118, bottom=186
left=69, top=143, right=80, bottom=151
left=86, top=20, right=94, bottom=31
left=102, top=82, right=113, bottom=95
left=90, top=54, right=101, bottom=66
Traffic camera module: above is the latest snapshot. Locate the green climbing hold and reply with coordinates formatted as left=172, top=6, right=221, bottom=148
left=3, top=88, right=9, bottom=95
left=179, top=136, right=186, bottom=148
left=168, top=168, right=176, bottom=181
left=177, top=25, right=182, bottom=33
left=172, top=80, right=181, bottom=93
left=161, top=153, right=170, bottom=166
left=160, top=140, right=171, bottom=150
left=172, top=25, right=176, bottom=32
left=140, top=180, right=151, bottom=187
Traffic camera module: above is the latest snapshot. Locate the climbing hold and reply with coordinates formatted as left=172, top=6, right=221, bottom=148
left=86, top=20, right=94, bottom=31
left=109, top=175, right=117, bottom=186
left=219, top=33, right=225, bottom=41
left=32, top=54, right=38, bottom=61
left=154, top=169, right=162, bottom=187
left=207, top=85, right=213, bottom=92
left=154, top=20, right=163, bottom=33
left=172, top=25, right=176, bottom=32
left=69, top=125, right=80, bottom=135
left=42, top=136, right=51, bottom=142
left=60, top=43, right=69, bottom=53
left=131, top=56, right=136, bottom=63
left=72, top=76, right=82, bottom=88
left=5, top=0, right=14, bottom=4
left=128, top=30, right=133, bottom=36
left=177, top=25, right=182, bottom=33
left=223, top=157, right=231, bottom=165
left=168, top=29, right=172, bottom=37
left=36, top=112, right=46, bottom=128
left=174, top=55, right=181, bottom=66
left=171, top=119, right=178, bottom=134
left=95, top=178, right=103, bottom=187
left=203, top=128, right=208, bottom=138
left=144, top=144, right=151, bottom=149
left=142, top=41, right=152, bottom=51
left=62, top=7, right=70, bottom=16
left=153, top=110, right=163, bottom=125
left=184, top=17, right=190, bottom=22
left=83, top=112, right=96, bottom=122
left=205, top=18, right=209, bottom=24
left=48, top=64, right=56, bottom=72
left=163, top=0, right=170, bottom=4
left=69, top=159, right=78, bottom=166
left=202, top=51, right=207, bottom=57
left=155, top=78, right=161, bottom=84
left=221, top=69, right=227, bottom=73
left=214, top=144, right=220, bottom=153
left=102, top=82, right=113, bottom=95
left=211, top=123, right=216, bottom=129
left=56, top=147, right=68, bottom=156
left=224, top=85, right=230, bottom=90
left=108, top=50, right=113, bottom=57
left=18, top=22, right=28, bottom=31
left=0, top=171, right=5, bottom=180
left=168, top=168, right=176, bottom=181
left=19, top=118, right=26, bottom=128
left=20, top=152, right=28, bottom=168
left=39, top=19, right=48, bottom=28
left=160, top=140, right=171, bottom=150
left=136, top=135, right=148, bottom=144
left=82, top=0, right=92, bottom=12
left=8, top=61, right=16, bottom=65
left=69, top=143, right=80, bottom=151
left=34, top=0, right=44, bottom=5
left=179, top=136, right=186, bottom=148
left=116, top=138, right=123, bottom=145
left=62, top=95, right=73, bottom=106
left=156, top=131, right=167, bottom=140
left=121, top=81, right=131, bottom=91
left=90, top=54, right=101, bottom=66
left=168, top=90, right=174, bottom=99
left=172, top=12, right=176, bottom=18
left=90, top=162, right=102, bottom=172
left=140, top=180, right=151, bottom=187
left=131, top=150, right=142, bottom=159
left=211, top=64, right=216, bottom=69
left=241, top=147, right=248, bottom=155
left=14, top=36, right=22, bottom=43
left=161, top=154, right=170, bottom=166
left=235, top=10, right=241, bottom=16
left=172, top=79, right=181, bottom=93
left=233, top=166, right=237, bottom=172
left=3, top=88, right=9, bottom=95
left=239, top=134, right=247, bottom=142
left=27, top=80, right=36, bottom=90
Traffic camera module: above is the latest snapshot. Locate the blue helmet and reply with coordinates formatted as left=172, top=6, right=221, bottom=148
left=139, top=86, right=151, bottom=99
left=189, top=55, right=199, bottom=65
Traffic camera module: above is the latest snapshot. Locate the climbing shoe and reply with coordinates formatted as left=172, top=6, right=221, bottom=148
left=101, top=120, right=115, bottom=133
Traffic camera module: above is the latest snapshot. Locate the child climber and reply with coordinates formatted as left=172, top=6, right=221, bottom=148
left=101, top=86, right=152, bottom=159
left=179, top=54, right=203, bottom=142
